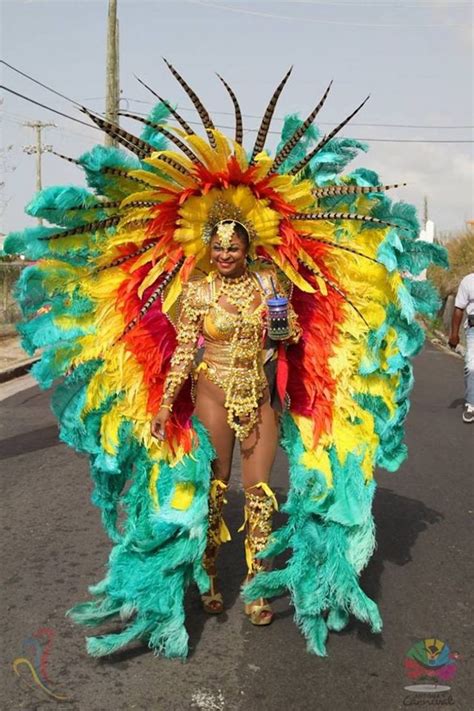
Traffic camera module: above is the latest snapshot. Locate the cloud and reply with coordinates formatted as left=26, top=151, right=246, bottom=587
left=430, top=0, right=474, bottom=47
left=351, top=140, right=474, bottom=232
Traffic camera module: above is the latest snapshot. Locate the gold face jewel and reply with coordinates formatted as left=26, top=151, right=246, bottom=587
left=215, top=220, right=236, bottom=249
left=202, top=199, right=257, bottom=244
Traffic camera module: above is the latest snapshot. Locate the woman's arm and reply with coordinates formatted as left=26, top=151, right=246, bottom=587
left=151, top=281, right=204, bottom=439
left=162, top=282, right=204, bottom=408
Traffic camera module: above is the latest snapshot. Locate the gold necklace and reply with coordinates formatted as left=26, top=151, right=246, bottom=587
left=218, top=271, right=255, bottom=313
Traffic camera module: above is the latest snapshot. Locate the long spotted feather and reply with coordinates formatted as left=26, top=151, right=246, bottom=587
left=80, top=109, right=152, bottom=159
left=216, top=73, right=243, bottom=145
left=302, top=236, right=381, bottom=264
left=50, top=151, right=153, bottom=188
left=37, top=216, right=152, bottom=241
left=270, top=81, right=333, bottom=173
left=118, top=111, right=203, bottom=164
left=313, top=182, right=406, bottom=199
left=298, top=257, right=369, bottom=327
left=42, top=200, right=121, bottom=212
left=42, top=201, right=159, bottom=218
left=48, top=241, right=161, bottom=296
left=250, top=66, right=293, bottom=163
left=118, top=257, right=185, bottom=341
left=291, top=211, right=400, bottom=229
left=152, top=152, right=193, bottom=177
left=96, top=240, right=159, bottom=273
left=53, top=147, right=189, bottom=181
left=163, top=58, right=217, bottom=148
left=134, top=74, right=195, bottom=136
left=290, top=95, right=370, bottom=176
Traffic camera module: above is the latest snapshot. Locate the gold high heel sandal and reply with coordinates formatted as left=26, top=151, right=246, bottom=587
left=241, top=482, right=278, bottom=626
left=201, top=479, right=231, bottom=615
left=201, top=575, right=224, bottom=615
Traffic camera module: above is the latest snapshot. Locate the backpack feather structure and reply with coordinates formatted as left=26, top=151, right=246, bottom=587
left=4, top=65, right=447, bottom=659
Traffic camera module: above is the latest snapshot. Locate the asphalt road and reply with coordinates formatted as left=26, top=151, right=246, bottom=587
left=1, top=343, right=472, bottom=711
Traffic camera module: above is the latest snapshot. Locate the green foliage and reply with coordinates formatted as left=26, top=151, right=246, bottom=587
left=428, top=231, right=474, bottom=297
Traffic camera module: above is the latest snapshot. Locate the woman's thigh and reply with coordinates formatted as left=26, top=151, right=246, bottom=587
left=240, top=390, right=280, bottom=487
left=194, top=372, right=236, bottom=481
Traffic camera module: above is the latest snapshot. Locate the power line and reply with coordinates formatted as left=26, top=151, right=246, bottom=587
left=5, top=96, right=473, bottom=132
left=187, top=0, right=468, bottom=27
left=126, top=99, right=474, bottom=130
left=120, top=111, right=474, bottom=143
left=3, top=106, right=472, bottom=146
left=1, top=111, right=98, bottom=142
left=86, top=95, right=471, bottom=130
left=0, top=85, right=101, bottom=130
left=269, top=0, right=471, bottom=5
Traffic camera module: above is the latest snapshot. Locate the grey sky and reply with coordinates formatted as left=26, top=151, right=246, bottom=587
left=1, top=0, right=473, bottom=235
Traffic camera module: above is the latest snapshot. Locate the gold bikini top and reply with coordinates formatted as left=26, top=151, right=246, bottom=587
left=162, top=266, right=300, bottom=441
left=202, top=277, right=267, bottom=342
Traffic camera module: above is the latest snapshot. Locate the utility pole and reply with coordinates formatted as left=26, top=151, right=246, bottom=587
left=23, top=121, right=55, bottom=225
left=105, top=0, right=120, bottom=146
left=423, top=195, right=429, bottom=227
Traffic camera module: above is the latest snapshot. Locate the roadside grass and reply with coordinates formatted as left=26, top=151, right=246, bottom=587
left=428, top=231, right=474, bottom=298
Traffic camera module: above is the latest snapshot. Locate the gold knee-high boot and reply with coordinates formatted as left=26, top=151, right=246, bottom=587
left=241, top=482, right=278, bottom=626
left=201, top=479, right=231, bottom=614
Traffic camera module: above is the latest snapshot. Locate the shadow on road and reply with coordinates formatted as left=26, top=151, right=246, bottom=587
left=28, top=482, right=444, bottom=667
left=0, top=424, right=59, bottom=461
left=343, top=486, right=444, bottom=648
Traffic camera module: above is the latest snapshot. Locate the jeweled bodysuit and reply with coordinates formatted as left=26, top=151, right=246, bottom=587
left=163, top=267, right=301, bottom=440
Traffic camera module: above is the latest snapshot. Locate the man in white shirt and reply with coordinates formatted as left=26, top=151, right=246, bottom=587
left=449, top=272, right=474, bottom=423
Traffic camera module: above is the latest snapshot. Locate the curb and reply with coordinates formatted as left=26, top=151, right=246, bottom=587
left=0, top=357, right=39, bottom=384
left=428, top=332, right=463, bottom=360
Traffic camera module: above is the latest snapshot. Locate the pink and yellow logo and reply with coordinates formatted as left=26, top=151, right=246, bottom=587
left=12, top=627, right=69, bottom=701
left=404, top=638, right=460, bottom=693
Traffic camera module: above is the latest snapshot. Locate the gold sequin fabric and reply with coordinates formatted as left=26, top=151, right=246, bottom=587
left=203, top=480, right=229, bottom=572
left=243, top=489, right=276, bottom=575
left=162, top=268, right=301, bottom=439
left=201, top=271, right=268, bottom=439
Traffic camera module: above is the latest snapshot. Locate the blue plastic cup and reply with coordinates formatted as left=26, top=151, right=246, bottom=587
left=267, top=296, right=290, bottom=340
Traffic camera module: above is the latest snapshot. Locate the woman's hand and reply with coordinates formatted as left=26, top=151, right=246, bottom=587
left=151, top=407, right=172, bottom=441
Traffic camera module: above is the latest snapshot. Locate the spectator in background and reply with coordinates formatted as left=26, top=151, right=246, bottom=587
left=449, top=272, right=474, bottom=423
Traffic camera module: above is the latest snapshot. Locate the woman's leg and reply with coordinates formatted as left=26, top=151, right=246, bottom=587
left=194, top=372, right=236, bottom=612
left=240, top=391, right=279, bottom=487
left=239, top=392, right=280, bottom=625
left=194, top=372, right=236, bottom=482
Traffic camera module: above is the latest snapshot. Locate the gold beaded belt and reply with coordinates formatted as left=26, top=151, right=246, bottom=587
left=195, top=341, right=267, bottom=440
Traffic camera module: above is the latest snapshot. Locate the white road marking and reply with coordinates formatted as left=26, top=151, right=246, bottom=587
left=191, top=688, right=226, bottom=711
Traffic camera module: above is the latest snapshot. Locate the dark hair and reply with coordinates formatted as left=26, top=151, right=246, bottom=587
left=210, top=220, right=250, bottom=250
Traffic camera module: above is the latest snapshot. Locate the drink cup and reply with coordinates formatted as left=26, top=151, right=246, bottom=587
left=267, top=296, right=290, bottom=340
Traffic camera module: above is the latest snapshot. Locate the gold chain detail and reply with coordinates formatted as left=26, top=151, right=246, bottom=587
left=203, top=480, right=230, bottom=573
left=243, top=487, right=276, bottom=575
left=213, top=272, right=267, bottom=440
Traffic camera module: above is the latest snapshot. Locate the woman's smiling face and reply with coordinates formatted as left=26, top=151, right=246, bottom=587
left=210, top=232, right=248, bottom=278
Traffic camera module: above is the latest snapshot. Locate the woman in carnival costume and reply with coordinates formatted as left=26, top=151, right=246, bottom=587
left=4, top=60, right=447, bottom=658
left=152, top=214, right=302, bottom=625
